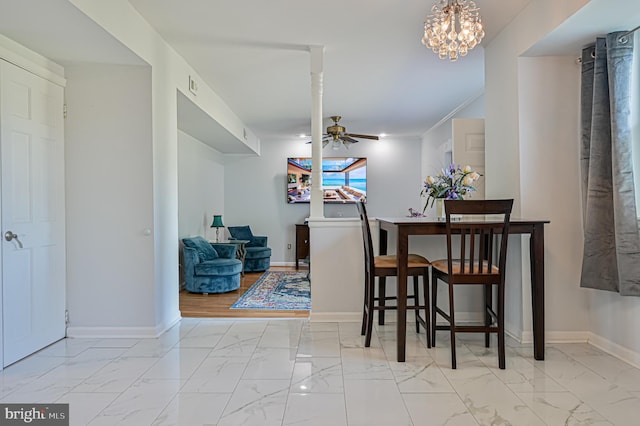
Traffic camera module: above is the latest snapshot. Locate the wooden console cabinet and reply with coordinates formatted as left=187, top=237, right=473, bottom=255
left=295, top=224, right=309, bottom=269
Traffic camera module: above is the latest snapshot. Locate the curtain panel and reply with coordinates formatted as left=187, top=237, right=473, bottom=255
left=580, top=31, right=640, bottom=296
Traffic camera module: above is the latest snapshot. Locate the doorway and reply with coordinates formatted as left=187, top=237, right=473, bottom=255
left=179, top=266, right=309, bottom=318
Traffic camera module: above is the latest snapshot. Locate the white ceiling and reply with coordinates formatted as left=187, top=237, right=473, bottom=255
left=1, top=0, right=638, bottom=149
left=525, top=0, right=640, bottom=57
left=0, top=0, right=145, bottom=66
left=127, top=0, right=532, bottom=141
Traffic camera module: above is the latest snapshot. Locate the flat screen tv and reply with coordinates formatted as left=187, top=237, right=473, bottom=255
left=287, top=157, right=367, bottom=204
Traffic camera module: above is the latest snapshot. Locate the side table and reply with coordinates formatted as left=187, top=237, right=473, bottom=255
left=223, top=239, right=250, bottom=276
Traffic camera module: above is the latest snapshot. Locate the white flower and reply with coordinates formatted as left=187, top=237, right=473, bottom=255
left=463, top=176, right=474, bottom=186
left=470, top=172, right=480, bottom=180
left=463, top=165, right=472, bottom=173
left=425, top=176, right=435, bottom=185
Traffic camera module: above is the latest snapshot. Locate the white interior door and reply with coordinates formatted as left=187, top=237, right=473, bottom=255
left=452, top=118, right=485, bottom=200
left=1, top=60, right=66, bottom=367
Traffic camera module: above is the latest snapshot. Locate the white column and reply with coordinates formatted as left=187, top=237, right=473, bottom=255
left=309, top=46, right=324, bottom=220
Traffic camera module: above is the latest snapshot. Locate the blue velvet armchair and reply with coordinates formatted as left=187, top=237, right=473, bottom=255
left=182, top=236, right=242, bottom=294
left=228, top=226, right=272, bottom=272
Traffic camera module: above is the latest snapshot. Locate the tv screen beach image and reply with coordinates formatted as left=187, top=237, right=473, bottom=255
left=287, top=157, right=367, bottom=204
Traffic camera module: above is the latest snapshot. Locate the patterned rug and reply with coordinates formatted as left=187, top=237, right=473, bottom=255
left=231, top=271, right=310, bottom=310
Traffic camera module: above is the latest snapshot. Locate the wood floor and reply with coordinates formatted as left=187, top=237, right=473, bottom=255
left=179, top=266, right=310, bottom=318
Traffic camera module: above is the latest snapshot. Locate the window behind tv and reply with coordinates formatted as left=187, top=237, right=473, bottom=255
left=287, top=157, right=367, bottom=204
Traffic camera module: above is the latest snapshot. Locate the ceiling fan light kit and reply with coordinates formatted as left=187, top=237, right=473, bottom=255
left=421, top=0, right=485, bottom=62
left=307, top=116, right=379, bottom=150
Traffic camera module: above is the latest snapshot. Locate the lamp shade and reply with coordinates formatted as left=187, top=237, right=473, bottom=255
left=210, top=215, right=224, bottom=228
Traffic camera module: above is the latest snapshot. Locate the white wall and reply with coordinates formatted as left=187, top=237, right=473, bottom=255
left=421, top=94, right=485, bottom=191
left=421, top=123, right=452, bottom=184
left=223, top=138, right=310, bottom=265
left=419, top=95, right=488, bottom=319
left=517, top=56, right=589, bottom=338
left=64, top=0, right=258, bottom=335
left=484, top=0, right=589, bottom=343
left=178, top=130, right=225, bottom=241
left=65, top=63, right=155, bottom=334
left=309, top=219, right=363, bottom=319
left=483, top=0, right=640, bottom=362
left=485, top=0, right=589, bottom=205
left=224, top=136, right=425, bottom=265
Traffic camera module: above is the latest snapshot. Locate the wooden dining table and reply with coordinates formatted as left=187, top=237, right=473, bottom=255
left=376, top=216, right=549, bottom=362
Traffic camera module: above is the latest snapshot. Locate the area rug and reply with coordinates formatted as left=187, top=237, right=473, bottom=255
left=231, top=271, right=310, bottom=310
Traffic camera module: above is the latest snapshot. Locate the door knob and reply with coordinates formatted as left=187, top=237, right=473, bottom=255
left=4, top=231, right=23, bottom=249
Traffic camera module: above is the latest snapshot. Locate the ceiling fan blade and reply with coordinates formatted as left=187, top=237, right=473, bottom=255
left=306, top=135, right=332, bottom=144
left=344, top=133, right=379, bottom=140
left=341, top=136, right=360, bottom=145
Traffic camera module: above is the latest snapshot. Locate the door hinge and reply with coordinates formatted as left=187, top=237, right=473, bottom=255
left=63, top=103, right=67, bottom=119
left=65, top=309, right=69, bottom=324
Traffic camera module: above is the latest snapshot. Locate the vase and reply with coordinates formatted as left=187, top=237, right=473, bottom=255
left=435, top=198, right=445, bottom=221
left=435, top=198, right=464, bottom=221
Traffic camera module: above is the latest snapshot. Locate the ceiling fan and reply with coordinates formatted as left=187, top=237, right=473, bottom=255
left=307, top=116, right=379, bottom=149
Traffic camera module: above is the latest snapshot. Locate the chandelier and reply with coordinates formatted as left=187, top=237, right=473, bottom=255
left=421, top=0, right=485, bottom=62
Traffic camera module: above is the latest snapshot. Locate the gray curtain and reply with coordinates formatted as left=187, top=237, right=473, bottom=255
left=580, top=31, right=640, bottom=296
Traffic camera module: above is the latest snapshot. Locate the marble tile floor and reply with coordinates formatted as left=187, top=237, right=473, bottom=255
left=1, top=318, right=640, bottom=425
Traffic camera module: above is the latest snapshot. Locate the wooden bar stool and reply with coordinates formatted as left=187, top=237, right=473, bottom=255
left=431, top=199, right=513, bottom=369
left=356, top=201, right=431, bottom=349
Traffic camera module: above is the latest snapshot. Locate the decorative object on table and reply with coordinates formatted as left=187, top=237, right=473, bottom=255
left=231, top=271, right=310, bottom=310
left=210, top=214, right=225, bottom=243
left=421, top=163, right=481, bottom=219
left=421, top=0, right=485, bottom=62
left=181, top=236, right=242, bottom=294
left=408, top=207, right=425, bottom=217
left=227, top=225, right=272, bottom=272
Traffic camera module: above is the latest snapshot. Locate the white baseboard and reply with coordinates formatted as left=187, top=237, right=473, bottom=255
left=309, top=312, right=361, bottom=322
left=510, top=330, right=640, bottom=369
left=547, top=330, right=593, bottom=343
left=588, top=332, right=640, bottom=370
left=66, top=326, right=159, bottom=338
left=67, top=313, right=182, bottom=339
left=155, top=314, right=182, bottom=336
left=270, top=261, right=297, bottom=267
left=519, top=330, right=592, bottom=345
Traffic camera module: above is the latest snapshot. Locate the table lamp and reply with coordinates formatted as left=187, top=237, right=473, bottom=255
left=210, top=214, right=224, bottom=242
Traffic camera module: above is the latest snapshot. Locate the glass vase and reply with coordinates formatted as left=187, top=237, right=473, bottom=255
left=435, top=198, right=445, bottom=221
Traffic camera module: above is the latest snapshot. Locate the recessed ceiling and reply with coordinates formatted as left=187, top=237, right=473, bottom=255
left=177, top=91, right=256, bottom=154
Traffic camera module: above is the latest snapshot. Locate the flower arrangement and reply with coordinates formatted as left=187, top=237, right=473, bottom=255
left=421, top=164, right=481, bottom=213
